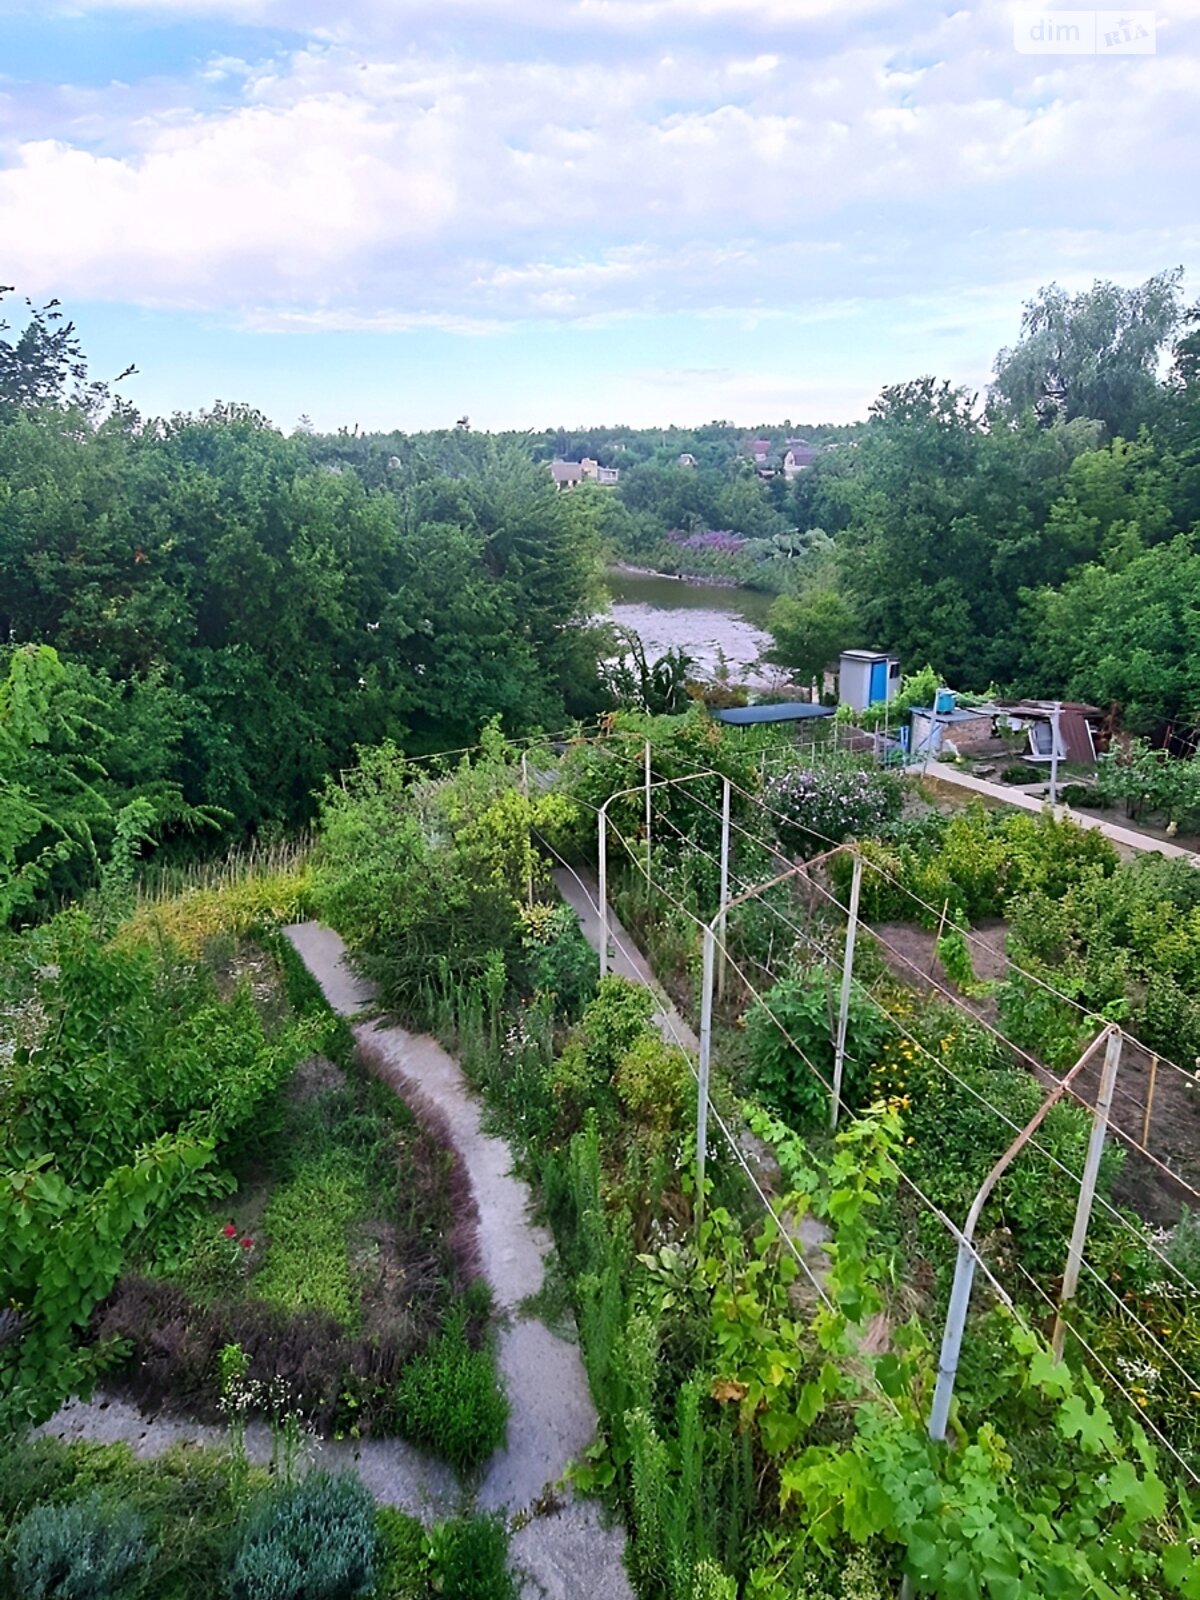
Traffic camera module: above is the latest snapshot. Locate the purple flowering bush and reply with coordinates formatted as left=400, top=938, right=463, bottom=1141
left=666, top=529, right=747, bottom=554
left=766, top=764, right=902, bottom=858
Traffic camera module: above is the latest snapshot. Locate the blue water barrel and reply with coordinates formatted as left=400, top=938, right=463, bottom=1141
left=934, top=689, right=955, bottom=714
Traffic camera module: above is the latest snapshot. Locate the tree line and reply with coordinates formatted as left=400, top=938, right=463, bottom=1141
left=3, top=268, right=1198, bottom=914
left=0, top=290, right=612, bottom=909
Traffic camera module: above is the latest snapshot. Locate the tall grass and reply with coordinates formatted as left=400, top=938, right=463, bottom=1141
left=116, top=838, right=315, bottom=953
left=135, top=835, right=314, bottom=904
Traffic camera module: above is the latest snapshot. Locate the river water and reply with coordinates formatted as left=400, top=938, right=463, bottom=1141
left=604, top=569, right=786, bottom=692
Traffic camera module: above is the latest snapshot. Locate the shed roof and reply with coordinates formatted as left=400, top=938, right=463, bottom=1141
left=713, top=702, right=835, bottom=726
left=910, top=706, right=994, bottom=725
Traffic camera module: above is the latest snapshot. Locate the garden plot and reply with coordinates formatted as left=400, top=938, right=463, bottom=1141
left=868, top=916, right=1200, bottom=1225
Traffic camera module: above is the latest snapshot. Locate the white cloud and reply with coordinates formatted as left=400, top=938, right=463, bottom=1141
left=0, top=0, right=1195, bottom=333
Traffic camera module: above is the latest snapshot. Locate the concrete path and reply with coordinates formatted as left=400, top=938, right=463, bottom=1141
left=38, top=1395, right=462, bottom=1521
left=555, top=866, right=834, bottom=1292
left=552, top=865, right=698, bottom=1053
left=285, top=923, right=633, bottom=1600
left=912, top=762, right=1199, bottom=862
left=41, top=922, right=632, bottom=1600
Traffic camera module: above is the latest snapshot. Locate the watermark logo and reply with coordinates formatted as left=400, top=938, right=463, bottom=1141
left=1013, top=10, right=1157, bottom=54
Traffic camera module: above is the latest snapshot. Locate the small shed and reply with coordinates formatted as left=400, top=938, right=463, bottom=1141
left=999, top=701, right=1102, bottom=765
left=839, top=650, right=900, bottom=714
left=910, top=704, right=998, bottom=759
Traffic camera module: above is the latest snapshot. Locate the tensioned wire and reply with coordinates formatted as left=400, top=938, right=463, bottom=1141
left=648, top=781, right=1200, bottom=1297
left=672, top=771, right=1200, bottom=1196
left=575, top=754, right=1200, bottom=1341
left=592, top=802, right=1200, bottom=1482
left=575, top=744, right=1200, bottom=1296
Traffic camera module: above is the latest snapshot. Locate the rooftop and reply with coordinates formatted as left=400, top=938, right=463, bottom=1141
left=713, top=701, right=835, bottom=726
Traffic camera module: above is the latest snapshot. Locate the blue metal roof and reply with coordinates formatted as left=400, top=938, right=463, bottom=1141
left=713, top=701, right=835, bottom=726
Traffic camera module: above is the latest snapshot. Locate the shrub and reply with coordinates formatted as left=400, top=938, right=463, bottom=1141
left=615, top=1033, right=691, bottom=1147
left=745, top=966, right=895, bottom=1128
left=429, top=1513, right=519, bottom=1600
left=225, top=1473, right=377, bottom=1600
left=516, top=903, right=597, bottom=1021
left=765, top=764, right=901, bottom=859
left=10, top=1492, right=149, bottom=1600
left=580, top=978, right=656, bottom=1079
left=373, top=1509, right=430, bottom=1600
left=393, top=1314, right=508, bottom=1473
left=1166, top=1206, right=1200, bottom=1291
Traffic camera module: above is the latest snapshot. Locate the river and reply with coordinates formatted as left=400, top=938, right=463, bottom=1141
left=604, top=569, right=786, bottom=692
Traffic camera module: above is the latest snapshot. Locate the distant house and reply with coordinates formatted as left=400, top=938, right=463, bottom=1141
left=550, top=457, right=619, bottom=490
left=744, top=438, right=773, bottom=464
left=677, top=452, right=698, bottom=469
left=783, top=440, right=819, bottom=479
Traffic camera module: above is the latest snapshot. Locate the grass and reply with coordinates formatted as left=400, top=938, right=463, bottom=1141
left=118, top=859, right=314, bottom=955
left=252, top=1149, right=369, bottom=1329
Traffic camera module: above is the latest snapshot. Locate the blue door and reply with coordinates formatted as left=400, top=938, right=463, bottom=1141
left=869, top=660, right=888, bottom=704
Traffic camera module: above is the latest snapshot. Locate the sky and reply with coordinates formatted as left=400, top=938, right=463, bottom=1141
left=1, top=0, right=1197, bottom=432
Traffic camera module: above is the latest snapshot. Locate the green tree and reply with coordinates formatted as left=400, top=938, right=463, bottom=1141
left=764, top=587, right=857, bottom=683
left=0, top=645, right=107, bottom=920
left=1020, top=535, right=1200, bottom=731
left=0, top=287, right=133, bottom=420
left=991, top=269, right=1184, bottom=437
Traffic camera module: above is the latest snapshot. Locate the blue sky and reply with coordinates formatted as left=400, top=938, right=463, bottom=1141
left=1, top=0, right=1197, bottom=431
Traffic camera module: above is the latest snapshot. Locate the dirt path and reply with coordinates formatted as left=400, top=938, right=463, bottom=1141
left=41, top=922, right=631, bottom=1600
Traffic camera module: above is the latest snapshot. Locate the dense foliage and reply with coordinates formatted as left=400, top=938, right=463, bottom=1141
left=0, top=351, right=608, bottom=903
left=0, top=913, right=317, bottom=1431
left=0, top=1438, right=519, bottom=1600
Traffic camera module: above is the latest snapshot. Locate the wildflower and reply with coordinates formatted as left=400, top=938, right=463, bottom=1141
left=240, top=1237, right=254, bottom=1250
left=223, top=1223, right=238, bottom=1238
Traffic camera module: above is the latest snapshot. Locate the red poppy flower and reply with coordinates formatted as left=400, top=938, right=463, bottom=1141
left=240, top=1237, right=254, bottom=1250
left=223, top=1224, right=238, bottom=1238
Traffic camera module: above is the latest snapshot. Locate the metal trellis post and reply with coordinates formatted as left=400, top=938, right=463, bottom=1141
left=1052, top=1027, right=1123, bottom=1361
left=831, top=851, right=863, bottom=1130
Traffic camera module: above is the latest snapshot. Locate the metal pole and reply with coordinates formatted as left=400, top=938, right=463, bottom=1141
left=596, top=773, right=723, bottom=984
left=695, top=859, right=813, bottom=1233
left=597, top=805, right=608, bottom=980
left=831, top=852, right=863, bottom=1130
left=1049, top=701, right=1062, bottom=806
left=716, top=778, right=731, bottom=1002
left=929, top=1238, right=979, bottom=1442
left=695, top=923, right=716, bottom=1236
left=925, top=1029, right=1109, bottom=1440
left=521, top=751, right=534, bottom=910
left=644, top=739, right=652, bottom=875
left=1052, top=1028, right=1123, bottom=1361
